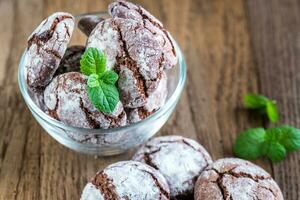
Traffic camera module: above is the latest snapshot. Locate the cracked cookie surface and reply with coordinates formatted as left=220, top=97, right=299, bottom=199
left=87, top=17, right=170, bottom=108
left=108, top=0, right=177, bottom=70
left=194, top=158, right=284, bottom=200
left=126, top=71, right=168, bottom=123
left=43, top=72, right=126, bottom=129
left=81, top=161, right=170, bottom=200
left=25, top=12, right=75, bottom=91
left=132, top=135, right=212, bottom=200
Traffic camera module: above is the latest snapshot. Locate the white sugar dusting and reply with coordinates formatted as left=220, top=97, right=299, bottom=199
left=195, top=158, right=284, bottom=200
left=144, top=72, right=167, bottom=112
left=81, top=161, right=169, bottom=200
left=133, top=135, right=212, bottom=198
left=87, top=19, right=121, bottom=70
left=81, top=183, right=104, bottom=200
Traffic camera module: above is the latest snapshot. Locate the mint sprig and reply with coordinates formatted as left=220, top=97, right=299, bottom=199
left=243, top=93, right=279, bottom=123
left=80, top=48, right=119, bottom=114
left=234, top=125, right=300, bottom=162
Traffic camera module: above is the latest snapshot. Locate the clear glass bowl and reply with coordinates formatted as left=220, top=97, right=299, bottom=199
left=18, top=12, right=186, bottom=156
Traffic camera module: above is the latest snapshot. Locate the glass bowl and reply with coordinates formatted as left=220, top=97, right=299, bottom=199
left=18, top=12, right=186, bottom=156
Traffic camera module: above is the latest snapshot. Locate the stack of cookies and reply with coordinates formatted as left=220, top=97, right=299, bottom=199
left=24, top=0, right=178, bottom=129
left=81, top=135, right=284, bottom=200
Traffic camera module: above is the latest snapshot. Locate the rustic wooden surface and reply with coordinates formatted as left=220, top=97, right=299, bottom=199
left=0, top=0, right=299, bottom=199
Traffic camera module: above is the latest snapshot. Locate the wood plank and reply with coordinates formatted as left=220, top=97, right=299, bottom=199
left=0, top=0, right=14, bottom=85
left=0, top=0, right=298, bottom=199
left=246, top=0, right=300, bottom=199
left=0, top=0, right=44, bottom=199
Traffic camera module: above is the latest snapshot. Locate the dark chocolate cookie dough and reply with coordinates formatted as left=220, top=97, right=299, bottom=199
left=194, top=158, right=284, bottom=200
left=78, top=15, right=104, bottom=36
left=54, top=45, right=85, bottom=76
left=132, top=135, right=212, bottom=199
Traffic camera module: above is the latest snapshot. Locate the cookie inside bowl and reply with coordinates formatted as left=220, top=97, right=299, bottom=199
left=18, top=1, right=186, bottom=155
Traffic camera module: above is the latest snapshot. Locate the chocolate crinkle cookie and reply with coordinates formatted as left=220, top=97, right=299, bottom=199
left=87, top=17, right=172, bottom=108
left=80, top=161, right=170, bottom=200
left=132, top=135, right=213, bottom=200
left=43, top=72, right=126, bottom=129
left=25, top=12, right=75, bottom=91
left=108, top=0, right=177, bottom=70
left=194, top=158, right=284, bottom=200
left=54, top=45, right=85, bottom=76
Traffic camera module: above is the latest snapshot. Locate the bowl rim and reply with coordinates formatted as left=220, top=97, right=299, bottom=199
left=18, top=12, right=187, bottom=134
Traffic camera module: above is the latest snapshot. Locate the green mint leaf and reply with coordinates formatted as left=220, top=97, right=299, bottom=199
left=243, top=94, right=269, bottom=109
left=100, top=71, right=119, bottom=85
left=234, top=128, right=266, bottom=160
left=243, top=93, right=280, bottom=123
left=80, top=48, right=106, bottom=76
left=277, top=125, right=300, bottom=152
left=266, top=101, right=279, bottom=123
left=265, top=127, right=283, bottom=142
left=87, top=80, right=119, bottom=114
left=87, top=74, right=100, bottom=88
left=262, top=141, right=286, bottom=162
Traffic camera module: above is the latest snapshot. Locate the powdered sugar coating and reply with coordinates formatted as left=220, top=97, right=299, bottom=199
left=25, top=12, right=74, bottom=91
left=195, top=158, right=284, bottom=200
left=132, top=135, right=212, bottom=199
left=87, top=19, right=120, bottom=70
left=81, top=161, right=170, bottom=200
left=144, top=71, right=167, bottom=112
left=81, top=183, right=104, bottom=200
left=126, top=71, right=167, bottom=124
left=108, top=0, right=177, bottom=69
left=43, top=72, right=126, bottom=129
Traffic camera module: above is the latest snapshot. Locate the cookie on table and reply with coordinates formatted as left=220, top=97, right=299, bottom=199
left=108, top=0, right=177, bottom=70
left=43, top=72, right=126, bottom=129
left=54, top=45, right=85, bottom=76
left=194, top=158, right=284, bottom=200
left=24, top=12, right=75, bottom=91
left=81, top=161, right=170, bottom=200
left=132, top=135, right=213, bottom=199
left=78, top=15, right=104, bottom=36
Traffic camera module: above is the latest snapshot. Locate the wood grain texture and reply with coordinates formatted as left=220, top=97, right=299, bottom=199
left=246, top=0, right=300, bottom=199
left=0, top=0, right=298, bottom=199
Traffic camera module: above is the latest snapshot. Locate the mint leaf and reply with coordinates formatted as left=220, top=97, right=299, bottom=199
left=101, top=71, right=119, bottom=85
left=265, top=127, right=282, bottom=142
left=243, top=93, right=280, bottom=123
left=87, top=74, right=100, bottom=88
left=87, top=81, right=119, bottom=114
left=278, top=125, right=300, bottom=152
left=80, top=47, right=120, bottom=114
left=243, top=94, right=269, bottom=109
left=266, top=101, right=279, bottom=123
left=262, top=141, right=286, bottom=162
left=234, top=128, right=266, bottom=160
left=80, top=48, right=106, bottom=76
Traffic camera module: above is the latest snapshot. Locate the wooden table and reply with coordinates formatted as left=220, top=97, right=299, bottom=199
left=0, top=0, right=299, bottom=199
